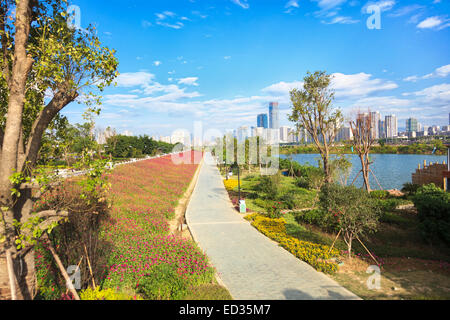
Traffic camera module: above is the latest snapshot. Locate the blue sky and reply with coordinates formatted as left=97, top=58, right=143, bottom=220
left=63, top=0, right=450, bottom=137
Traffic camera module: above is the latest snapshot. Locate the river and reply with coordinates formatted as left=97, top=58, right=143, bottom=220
left=280, top=153, right=447, bottom=190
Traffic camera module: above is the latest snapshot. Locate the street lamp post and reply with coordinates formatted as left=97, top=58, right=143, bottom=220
left=237, top=164, right=241, bottom=201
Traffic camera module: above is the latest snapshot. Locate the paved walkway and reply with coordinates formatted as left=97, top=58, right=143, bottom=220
left=185, top=153, right=360, bottom=300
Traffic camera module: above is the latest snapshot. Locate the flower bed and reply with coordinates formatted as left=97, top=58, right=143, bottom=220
left=34, top=151, right=216, bottom=299
left=101, top=151, right=216, bottom=296
left=223, top=179, right=239, bottom=191
left=245, top=213, right=339, bottom=274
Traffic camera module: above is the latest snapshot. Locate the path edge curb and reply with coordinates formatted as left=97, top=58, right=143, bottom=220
left=185, top=154, right=234, bottom=299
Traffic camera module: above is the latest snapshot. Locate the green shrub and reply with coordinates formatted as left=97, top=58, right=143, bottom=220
left=370, top=190, right=390, bottom=199
left=253, top=198, right=271, bottom=210
left=278, top=192, right=297, bottom=210
left=295, top=176, right=311, bottom=189
left=137, top=264, right=190, bottom=300
left=294, top=209, right=326, bottom=227
left=402, top=183, right=420, bottom=195
left=243, top=174, right=258, bottom=181
left=380, top=212, right=411, bottom=226
left=319, top=184, right=381, bottom=257
left=412, top=184, right=450, bottom=246
left=245, top=213, right=339, bottom=274
left=256, top=173, right=281, bottom=200
left=266, top=201, right=283, bottom=219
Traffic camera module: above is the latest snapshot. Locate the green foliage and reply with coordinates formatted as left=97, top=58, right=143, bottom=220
left=105, top=134, right=176, bottom=159
left=412, top=184, right=450, bottom=246
left=245, top=213, right=339, bottom=274
left=402, top=183, right=421, bottom=195
left=255, top=173, right=281, bottom=200
left=279, top=158, right=324, bottom=189
left=319, top=184, right=381, bottom=255
left=294, top=209, right=327, bottom=227
left=277, top=192, right=297, bottom=210
left=137, top=264, right=190, bottom=300
left=80, top=288, right=142, bottom=300
left=73, top=150, right=111, bottom=204
left=380, top=212, right=411, bottom=226
left=265, top=201, right=283, bottom=219
left=295, top=176, right=311, bottom=189
left=370, top=190, right=390, bottom=200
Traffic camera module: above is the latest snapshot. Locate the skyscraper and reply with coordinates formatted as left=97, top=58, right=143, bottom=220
left=406, top=118, right=418, bottom=133
left=257, top=113, right=268, bottom=129
left=279, top=126, right=290, bottom=143
left=379, top=120, right=386, bottom=139
left=385, top=115, right=398, bottom=138
left=370, top=111, right=381, bottom=139
left=269, top=102, right=279, bottom=130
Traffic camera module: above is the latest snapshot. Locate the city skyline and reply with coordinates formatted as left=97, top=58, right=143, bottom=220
left=58, top=1, right=449, bottom=137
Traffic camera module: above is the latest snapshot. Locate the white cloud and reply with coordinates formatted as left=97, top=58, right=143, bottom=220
left=313, top=0, right=346, bottom=11
left=361, top=1, right=396, bottom=13
left=404, top=83, right=450, bottom=105
left=231, top=0, right=250, bottom=9
left=388, top=4, right=423, bottom=18
left=417, top=16, right=450, bottom=30
left=403, top=64, right=450, bottom=82
left=178, top=77, right=199, bottom=86
left=261, top=73, right=398, bottom=100
left=424, top=64, right=450, bottom=79
left=285, top=0, right=299, bottom=8
left=323, top=16, right=360, bottom=24
left=403, top=75, right=419, bottom=82
left=261, top=81, right=304, bottom=96
left=116, top=72, right=155, bottom=87
left=332, top=73, right=398, bottom=98
left=153, top=61, right=162, bottom=67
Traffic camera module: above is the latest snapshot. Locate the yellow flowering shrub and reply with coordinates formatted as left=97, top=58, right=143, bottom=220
left=245, top=213, right=339, bottom=274
left=80, top=288, right=143, bottom=300
left=223, top=179, right=239, bottom=191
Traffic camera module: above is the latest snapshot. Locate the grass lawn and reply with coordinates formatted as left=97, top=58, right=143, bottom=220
left=285, top=209, right=450, bottom=300
left=220, top=166, right=450, bottom=300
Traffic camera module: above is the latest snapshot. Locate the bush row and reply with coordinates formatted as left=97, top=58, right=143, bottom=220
left=245, top=213, right=339, bottom=274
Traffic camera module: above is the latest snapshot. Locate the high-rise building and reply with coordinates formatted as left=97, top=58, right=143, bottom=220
left=279, top=126, right=290, bottom=143
left=269, top=102, right=279, bottom=130
left=370, top=111, right=381, bottom=139
left=385, top=115, right=398, bottom=138
left=257, top=113, right=268, bottom=129
left=406, top=118, right=418, bottom=133
left=379, top=120, right=386, bottom=139
left=237, top=126, right=249, bottom=142
left=337, top=127, right=353, bottom=142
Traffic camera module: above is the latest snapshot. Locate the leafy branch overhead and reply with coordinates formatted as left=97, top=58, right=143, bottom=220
left=0, top=0, right=118, bottom=299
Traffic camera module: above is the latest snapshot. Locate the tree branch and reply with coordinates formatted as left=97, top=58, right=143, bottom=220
left=21, top=89, right=78, bottom=170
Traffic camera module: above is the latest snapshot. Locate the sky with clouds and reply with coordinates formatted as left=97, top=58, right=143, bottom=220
left=64, top=0, right=450, bottom=136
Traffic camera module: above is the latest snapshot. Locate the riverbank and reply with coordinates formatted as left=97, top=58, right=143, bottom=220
left=281, top=141, right=448, bottom=156
left=280, top=153, right=447, bottom=190
left=221, top=169, right=450, bottom=300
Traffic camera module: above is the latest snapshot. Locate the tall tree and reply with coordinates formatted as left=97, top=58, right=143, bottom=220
left=0, top=0, right=118, bottom=299
left=289, top=71, right=343, bottom=183
left=349, top=112, right=376, bottom=192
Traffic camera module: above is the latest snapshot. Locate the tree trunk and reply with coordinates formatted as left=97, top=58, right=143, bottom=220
left=360, top=154, right=371, bottom=193
left=0, top=249, right=36, bottom=300
left=322, top=152, right=332, bottom=184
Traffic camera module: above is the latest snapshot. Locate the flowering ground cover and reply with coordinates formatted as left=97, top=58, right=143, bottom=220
left=101, top=151, right=217, bottom=297
left=34, top=151, right=226, bottom=300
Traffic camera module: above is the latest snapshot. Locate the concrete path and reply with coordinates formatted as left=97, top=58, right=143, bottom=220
left=185, top=153, right=360, bottom=300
